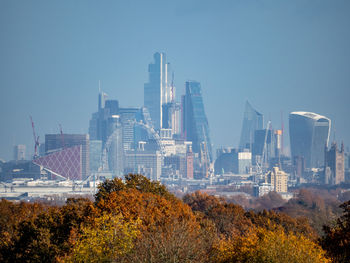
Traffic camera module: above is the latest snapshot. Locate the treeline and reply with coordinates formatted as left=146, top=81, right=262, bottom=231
left=0, top=174, right=349, bottom=262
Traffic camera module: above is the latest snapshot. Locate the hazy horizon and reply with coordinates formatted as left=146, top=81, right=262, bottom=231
left=1, top=0, right=350, bottom=161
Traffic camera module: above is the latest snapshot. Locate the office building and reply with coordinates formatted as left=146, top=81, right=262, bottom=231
left=13, top=145, right=26, bottom=161
left=289, top=111, right=331, bottom=168
left=45, top=134, right=89, bottom=179
left=233, top=150, right=252, bottom=174
left=324, top=142, right=345, bottom=185
left=162, top=102, right=181, bottom=136
left=119, top=107, right=146, bottom=151
left=181, top=80, right=212, bottom=162
left=239, top=101, right=263, bottom=150
left=90, top=140, right=102, bottom=172
left=253, top=129, right=282, bottom=164
left=144, top=52, right=173, bottom=130
left=105, top=115, right=124, bottom=176
left=124, top=149, right=162, bottom=181
left=265, top=166, right=288, bottom=193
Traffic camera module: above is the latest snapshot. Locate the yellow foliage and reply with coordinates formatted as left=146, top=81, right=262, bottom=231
left=63, top=213, right=140, bottom=263
left=213, top=225, right=330, bottom=263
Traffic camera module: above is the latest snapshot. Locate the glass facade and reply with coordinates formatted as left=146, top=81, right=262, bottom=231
left=239, top=101, right=263, bottom=150
left=182, top=81, right=212, bottom=162
left=144, top=52, right=172, bottom=130
left=289, top=112, right=331, bottom=168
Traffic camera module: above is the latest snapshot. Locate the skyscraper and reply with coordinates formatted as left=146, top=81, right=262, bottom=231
left=182, top=81, right=212, bottom=162
left=239, top=101, right=263, bottom=150
left=144, top=52, right=173, bottom=130
left=13, top=145, right=26, bottom=161
left=289, top=111, right=331, bottom=168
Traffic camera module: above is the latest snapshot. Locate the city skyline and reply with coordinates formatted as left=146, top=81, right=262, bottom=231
left=1, top=0, right=350, bottom=160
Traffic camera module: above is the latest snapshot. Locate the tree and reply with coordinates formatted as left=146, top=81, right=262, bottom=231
left=95, top=174, right=175, bottom=204
left=213, top=226, right=330, bottom=263
left=63, top=213, right=140, bottom=263
left=321, top=200, right=350, bottom=262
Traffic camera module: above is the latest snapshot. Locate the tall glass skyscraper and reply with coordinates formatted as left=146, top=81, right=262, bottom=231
left=289, top=111, right=331, bottom=168
left=144, top=52, right=173, bottom=130
left=239, top=101, right=263, bottom=150
left=182, top=81, right=212, bottom=162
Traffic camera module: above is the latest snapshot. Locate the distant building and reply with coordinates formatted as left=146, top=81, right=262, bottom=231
left=289, top=111, right=331, bottom=168
left=255, top=182, right=274, bottom=197
left=186, top=146, right=194, bottom=179
left=181, top=80, right=212, bottom=162
left=119, top=107, right=146, bottom=151
left=89, top=140, right=102, bottom=172
left=105, top=115, right=124, bottom=177
left=265, top=166, right=288, bottom=193
left=239, top=101, right=263, bottom=150
left=234, top=150, right=252, bottom=174
left=13, top=145, right=26, bottom=161
left=44, top=134, right=89, bottom=179
left=253, top=129, right=282, bottom=164
left=214, top=148, right=235, bottom=175
left=324, top=142, right=345, bottom=185
left=162, top=102, right=181, bottom=136
left=144, top=52, right=173, bottom=130
left=124, top=150, right=162, bottom=181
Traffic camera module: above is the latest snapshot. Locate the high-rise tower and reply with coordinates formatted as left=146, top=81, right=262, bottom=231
left=182, top=81, right=212, bottom=162
left=144, top=52, right=173, bottom=130
left=289, top=111, right=331, bottom=168
left=239, top=101, right=263, bottom=150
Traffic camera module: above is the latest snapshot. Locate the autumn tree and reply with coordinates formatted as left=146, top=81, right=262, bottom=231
left=1, top=198, right=95, bottom=262
left=62, top=213, right=140, bottom=263
left=321, top=200, right=350, bottom=262
left=213, top=226, right=330, bottom=263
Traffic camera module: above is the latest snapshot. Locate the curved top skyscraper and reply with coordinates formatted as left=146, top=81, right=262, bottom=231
left=289, top=111, right=331, bottom=168
left=239, top=101, right=263, bottom=150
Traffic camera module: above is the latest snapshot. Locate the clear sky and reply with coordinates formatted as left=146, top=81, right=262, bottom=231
left=1, top=0, right=350, bottom=160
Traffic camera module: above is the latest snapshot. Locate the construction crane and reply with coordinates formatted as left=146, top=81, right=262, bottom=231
left=29, top=116, right=40, bottom=159
left=256, top=120, right=271, bottom=175
left=59, top=124, right=65, bottom=149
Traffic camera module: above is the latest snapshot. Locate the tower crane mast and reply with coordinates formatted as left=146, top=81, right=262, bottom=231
left=29, top=116, right=40, bottom=158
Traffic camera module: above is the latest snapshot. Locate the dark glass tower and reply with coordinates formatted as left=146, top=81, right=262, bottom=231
left=182, top=81, right=212, bottom=162
left=289, top=111, right=331, bottom=168
left=239, top=101, right=263, bottom=150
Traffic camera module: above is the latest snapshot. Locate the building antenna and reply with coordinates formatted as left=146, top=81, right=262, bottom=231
left=99, top=80, right=101, bottom=93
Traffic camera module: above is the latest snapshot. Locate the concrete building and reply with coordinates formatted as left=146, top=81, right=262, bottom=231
left=289, top=111, right=331, bottom=168
left=324, top=142, right=345, bottom=185
left=265, top=166, right=288, bottom=193
left=233, top=150, right=252, bottom=174
left=13, top=145, right=26, bottom=161
left=124, top=150, right=162, bottom=181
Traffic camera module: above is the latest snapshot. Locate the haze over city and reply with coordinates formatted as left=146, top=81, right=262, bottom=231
left=1, top=0, right=350, bottom=160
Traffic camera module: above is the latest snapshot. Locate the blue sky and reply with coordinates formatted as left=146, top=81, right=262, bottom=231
left=1, top=0, right=350, bottom=160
